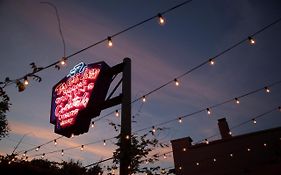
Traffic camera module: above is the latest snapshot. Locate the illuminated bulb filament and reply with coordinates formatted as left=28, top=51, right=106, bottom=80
left=24, top=77, right=29, bottom=85
left=115, top=110, right=119, bottom=117
left=247, top=148, right=251, bottom=152
left=107, top=37, right=113, bottom=47
left=178, top=117, right=182, bottom=123
left=174, top=79, right=179, bottom=86
left=60, top=57, right=67, bottom=66
left=209, top=59, right=215, bottom=65
left=142, top=96, right=146, bottom=102
left=265, top=87, right=270, bottom=93
left=157, top=13, right=165, bottom=25
left=126, top=135, right=130, bottom=139
left=213, top=158, right=216, bottom=162
left=248, top=36, right=256, bottom=45
left=235, top=98, right=240, bottom=104
left=264, top=143, right=267, bottom=147
left=252, top=119, right=257, bottom=124
left=230, top=153, right=233, bottom=157
left=229, top=131, right=232, bottom=135
left=207, top=108, right=211, bottom=115
left=196, top=162, right=199, bottom=166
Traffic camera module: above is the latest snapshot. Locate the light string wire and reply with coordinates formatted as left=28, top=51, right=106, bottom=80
left=0, top=0, right=193, bottom=88
left=92, top=16, right=281, bottom=123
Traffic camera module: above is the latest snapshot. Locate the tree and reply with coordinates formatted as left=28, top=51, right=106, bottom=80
left=0, top=87, right=10, bottom=139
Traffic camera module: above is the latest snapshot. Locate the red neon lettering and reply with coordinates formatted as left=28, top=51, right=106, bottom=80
left=54, top=67, right=100, bottom=128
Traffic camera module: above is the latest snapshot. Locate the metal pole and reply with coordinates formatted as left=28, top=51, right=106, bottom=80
left=120, top=58, right=131, bottom=175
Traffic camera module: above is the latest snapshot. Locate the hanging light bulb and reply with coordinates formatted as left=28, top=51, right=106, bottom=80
left=103, top=140, right=106, bottom=146
left=126, top=135, right=130, bottom=140
left=174, top=79, right=179, bottom=86
left=229, top=131, right=232, bottom=135
left=178, top=117, right=183, bottom=123
left=207, top=108, right=211, bottom=115
left=60, top=57, right=67, bottom=66
left=107, top=37, right=113, bottom=47
left=265, top=87, right=270, bottom=93
left=41, top=153, right=45, bottom=159
left=213, top=158, right=216, bottom=162
left=152, top=126, right=156, bottom=133
left=230, top=153, right=233, bottom=157
left=209, top=58, right=215, bottom=65
left=24, top=77, right=29, bottom=85
left=80, top=145, right=84, bottom=151
left=163, top=154, right=167, bottom=159
left=23, top=151, right=27, bottom=157
left=71, top=133, right=74, bottom=138
left=182, top=148, right=186, bottom=152
left=205, top=139, right=209, bottom=144
left=252, top=119, right=257, bottom=124
left=61, top=150, right=64, bottom=156
left=263, top=143, right=267, bottom=147
left=247, top=148, right=251, bottom=152
left=157, top=13, right=165, bottom=25
left=248, top=36, right=256, bottom=45
left=142, top=96, right=146, bottom=102
left=115, top=110, right=119, bottom=117
left=54, top=139, right=57, bottom=146
left=36, top=146, right=40, bottom=151
left=91, top=121, right=95, bottom=128
left=196, top=162, right=200, bottom=166
left=234, top=98, right=240, bottom=104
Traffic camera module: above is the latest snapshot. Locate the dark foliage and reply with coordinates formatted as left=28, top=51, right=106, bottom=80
left=0, top=87, right=10, bottom=139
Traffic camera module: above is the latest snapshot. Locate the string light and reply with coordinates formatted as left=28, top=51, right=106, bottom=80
left=207, top=108, right=211, bottom=115
left=247, top=148, right=251, bottom=152
left=41, top=153, right=45, bottom=158
left=80, top=145, right=84, bottom=151
left=205, top=139, right=209, bottom=144
left=71, top=133, right=74, bottom=138
left=213, top=158, right=216, bottom=162
left=142, top=96, right=146, bottom=102
left=54, top=139, right=57, bottom=146
left=35, top=146, right=40, bottom=151
left=182, top=148, right=186, bottom=152
left=16, top=80, right=25, bottom=92
left=107, top=37, right=113, bottom=47
left=230, top=153, right=233, bottom=157
left=252, top=119, right=257, bottom=124
left=103, top=140, right=106, bottom=146
left=229, top=131, right=232, bottom=135
left=265, top=87, right=270, bottom=93
left=209, top=58, right=215, bottom=65
left=196, top=162, right=199, bottom=166
left=60, top=57, right=67, bottom=66
left=91, top=121, right=95, bottom=128
left=174, top=78, right=179, bottom=86
left=235, top=98, right=240, bottom=104
left=23, top=151, right=27, bottom=157
left=178, top=117, right=183, bottom=123
left=163, top=154, right=167, bottom=159
left=23, top=77, right=29, bottom=85
left=248, top=36, right=256, bottom=45
left=115, top=110, right=119, bottom=117
left=152, top=126, right=156, bottom=133
left=263, top=143, right=267, bottom=147
left=61, top=150, right=64, bottom=156
left=157, top=13, right=165, bottom=25
left=126, top=135, right=130, bottom=139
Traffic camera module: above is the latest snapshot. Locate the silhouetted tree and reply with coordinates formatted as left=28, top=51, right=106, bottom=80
left=0, top=87, right=10, bottom=140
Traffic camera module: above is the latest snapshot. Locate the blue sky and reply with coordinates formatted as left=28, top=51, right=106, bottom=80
left=1, top=0, right=281, bottom=170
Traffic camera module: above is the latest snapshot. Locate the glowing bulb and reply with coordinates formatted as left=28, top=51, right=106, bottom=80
left=265, top=87, right=270, bottom=93
left=205, top=139, right=209, bottom=144
left=235, top=98, right=240, bottom=104
left=23, top=151, right=27, bottom=157
left=142, top=96, right=146, bottom=102
left=247, top=148, right=251, bottom=152
left=196, top=162, right=199, bottom=166
left=54, top=139, right=57, bottom=146
left=107, top=37, right=113, bottom=47
left=178, top=117, right=182, bottom=123
left=179, top=166, right=182, bottom=170
left=207, top=108, right=211, bottom=115
left=41, top=153, right=45, bottom=158
left=213, top=158, right=216, bottom=162
left=80, top=145, right=84, bottom=151
left=36, top=146, right=40, bottom=151
left=252, top=119, right=257, bottom=124
left=182, top=148, right=186, bottom=152
left=103, top=140, right=106, bottom=146
left=263, top=143, right=267, bottom=147
left=209, top=59, right=215, bottom=65
left=145, top=160, right=149, bottom=164
left=174, top=79, right=179, bottom=86
left=91, top=121, right=95, bottom=128
left=152, top=126, right=156, bottom=133
left=248, top=36, right=256, bottom=45
left=230, top=153, right=233, bottom=157
left=163, top=154, right=167, bottom=159
left=24, top=77, right=29, bottom=85
left=60, top=57, right=67, bottom=66
left=61, top=150, right=64, bottom=156
left=115, top=110, right=119, bottom=117
left=71, top=133, right=74, bottom=138
left=157, top=13, right=165, bottom=25
left=126, top=135, right=130, bottom=139
left=229, top=131, right=232, bottom=135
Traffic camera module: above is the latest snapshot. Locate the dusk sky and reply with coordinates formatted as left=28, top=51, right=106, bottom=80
left=1, top=0, right=281, bottom=170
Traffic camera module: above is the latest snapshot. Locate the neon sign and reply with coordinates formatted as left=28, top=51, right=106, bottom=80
left=50, top=62, right=112, bottom=137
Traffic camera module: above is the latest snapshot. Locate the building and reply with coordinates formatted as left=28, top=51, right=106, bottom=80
left=171, top=118, right=281, bottom=175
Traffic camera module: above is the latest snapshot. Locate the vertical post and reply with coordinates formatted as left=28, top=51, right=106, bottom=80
left=120, top=58, right=131, bottom=175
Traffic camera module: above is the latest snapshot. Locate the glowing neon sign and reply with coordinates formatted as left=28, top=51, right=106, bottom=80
left=50, top=62, right=111, bottom=137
